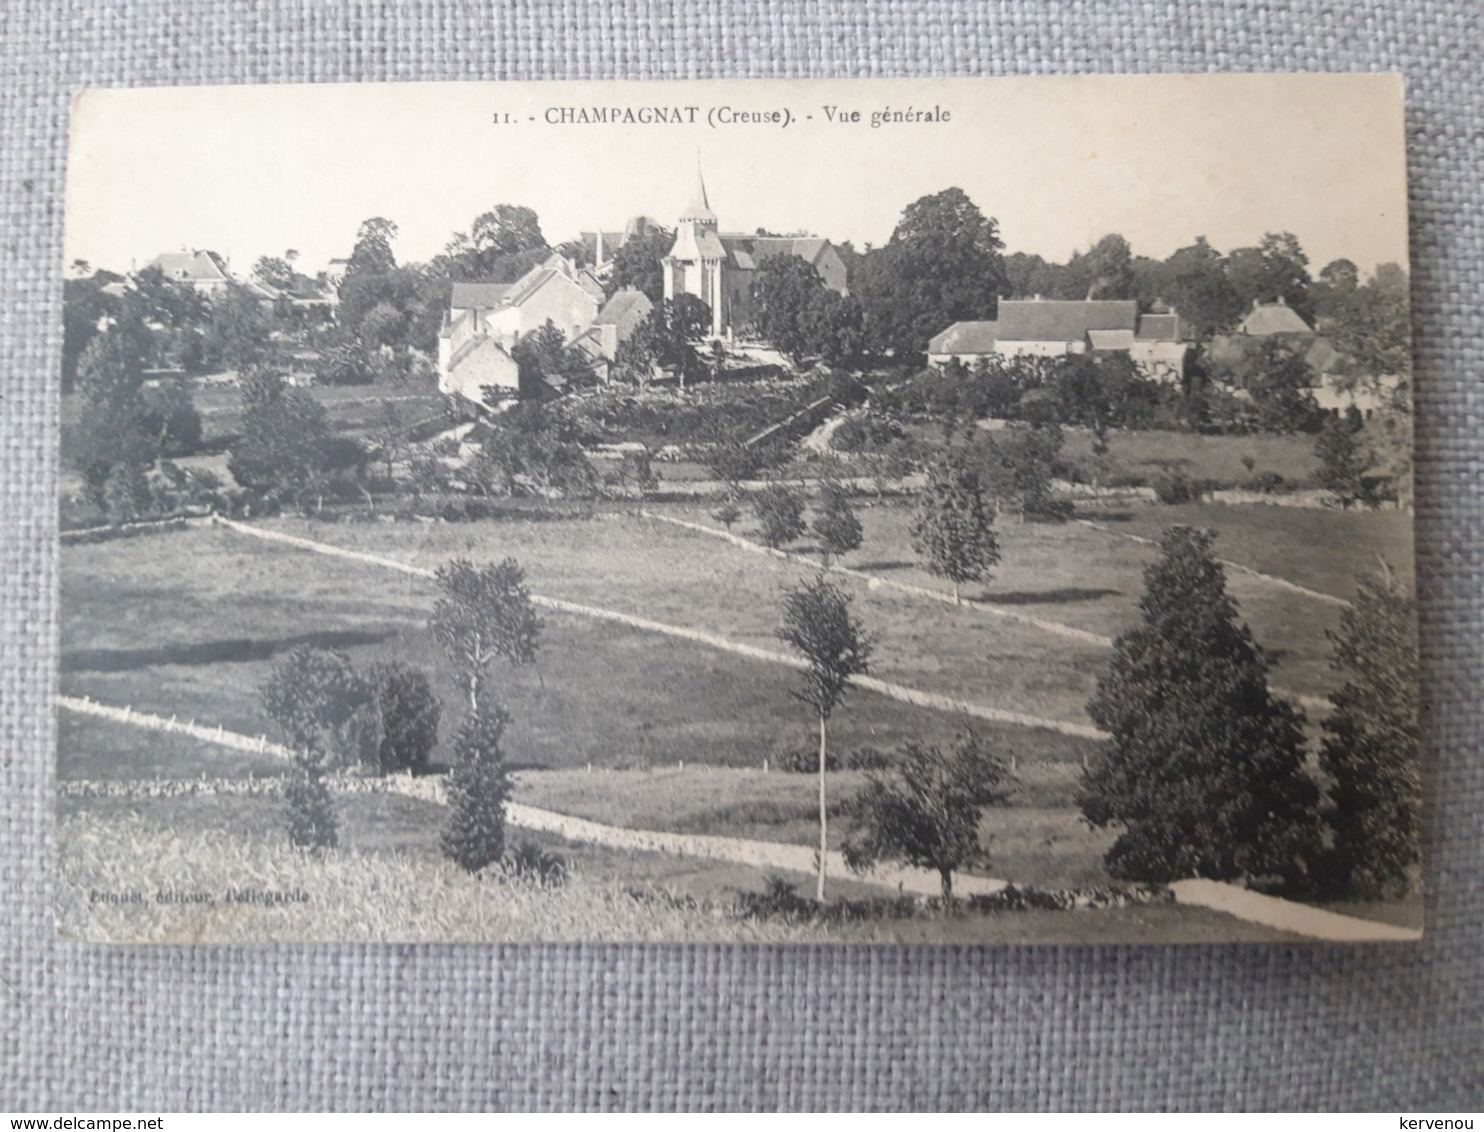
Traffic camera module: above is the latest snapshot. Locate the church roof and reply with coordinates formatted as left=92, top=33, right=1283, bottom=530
left=1237, top=299, right=1314, bottom=336
left=996, top=299, right=1138, bottom=342
left=716, top=235, right=833, bottom=273
left=450, top=282, right=512, bottom=309
left=928, top=321, right=999, bottom=354
left=680, top=167, right=717, bottom=223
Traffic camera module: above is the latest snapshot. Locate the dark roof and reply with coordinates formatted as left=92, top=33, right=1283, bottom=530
left=450, top=282, right=513, bottom=309
left=928, top=321, right=999, bottom=354
left=996, top=299, right=1138, bottom=342
left=1135, top=313, right=1182, bottom=341
left=595, top=289, right=651, bottom=328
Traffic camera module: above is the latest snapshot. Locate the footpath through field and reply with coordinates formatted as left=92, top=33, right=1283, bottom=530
left=208, top=515, right=1109, bottom=741
left=56, top=696, right=1420, bottom=942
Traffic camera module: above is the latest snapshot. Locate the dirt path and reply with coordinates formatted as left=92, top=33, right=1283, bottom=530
left=1073, top=518, right=1349, bottom=607
left=57, top=702, right=1416, bottom=941
left=211, top=516, right=1108, bottom=740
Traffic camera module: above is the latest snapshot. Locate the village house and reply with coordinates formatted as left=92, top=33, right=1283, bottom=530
left=141, top=249, right=234, bottom=296
left=1211, top=297, right=1399, bottom=415
left=928, top=297, right=1193, bottom=383
left=437, top=251, right=649, bottom=403
left=663, top=169, right=849, bottom=339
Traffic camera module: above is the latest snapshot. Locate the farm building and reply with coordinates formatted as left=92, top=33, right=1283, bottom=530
left=928, top=298, right=1193, bottom=384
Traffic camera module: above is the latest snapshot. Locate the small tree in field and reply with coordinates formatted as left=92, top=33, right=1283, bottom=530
left=1318, top=564, right=1420, bottom=899
left=844, top=730, right=1012, bottom=902
left=753, top=482, right=807, bottom=549
left=261, top=647, right=379, bottom=851
left=910, top=449, right=1000, bottom=602
left=441, top=704, right=514, bottom=872
left=711, top=499, right=742, bottom=532
left=430, top=558, right=542, bottom=714
left=812, top=481, right=863, bottom=567
left=1078, top=527, right=1323, bottom=891
left=778, top=576, right=874, bottom=900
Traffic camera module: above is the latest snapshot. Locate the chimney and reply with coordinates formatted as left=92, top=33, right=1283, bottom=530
left=594, top=232, right=605, bottom=270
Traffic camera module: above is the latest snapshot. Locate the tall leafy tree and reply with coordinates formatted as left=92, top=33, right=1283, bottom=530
left=345, top=217, right=399, bottom=278
left=1224, top=231, right=1315, bottom=323
left=1160, top=237, right=1244, bottom=340
left=843, top=730, right=1012, bottom=902
left=857, top=187, right=1006, bottom=358
left=1318, top=565, right=1420, bottom=899
left=70, top=317, right=161, bottom=512
left=778, top=576, right=874, bottom=901
left=605, top=219, right=675, bottom=303
left=910, top=448, right=1001, bottom=603
left=228, top=370, right=337, bottom=507
left=754, top=255, right=826, bottom=361
left=368, top=661, right=442, bottom=775
left=1078, top=527, right=1323, bottom=890
left=430, top=558, right=542, bottom=715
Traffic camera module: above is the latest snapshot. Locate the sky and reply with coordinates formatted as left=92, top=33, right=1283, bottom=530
left=63, top=74, right=1409, bottom=279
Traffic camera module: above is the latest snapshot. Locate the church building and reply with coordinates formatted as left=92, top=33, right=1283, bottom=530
left=662, top=169, right=849, bottom=339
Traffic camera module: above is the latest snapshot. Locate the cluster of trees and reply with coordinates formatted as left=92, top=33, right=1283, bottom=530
left=68, top=314, right=212, bottom=522
left=1079, top=528, right=1420, bottom=899
left=260, top=648, right=442, bottom=850
left=262, top=555, right=545, bottom=879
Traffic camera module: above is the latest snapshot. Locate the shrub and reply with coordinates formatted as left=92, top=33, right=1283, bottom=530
left=1152, top=469, right=1194, bottom=505
left=503, top=840, right=570, bottom=889
left=1245, top=471, right=1288, bottom=494
left=369, top=662, right=441, bottom=775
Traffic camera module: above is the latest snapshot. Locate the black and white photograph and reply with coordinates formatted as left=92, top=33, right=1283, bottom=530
left=56, top=74, right=1419, bottom=944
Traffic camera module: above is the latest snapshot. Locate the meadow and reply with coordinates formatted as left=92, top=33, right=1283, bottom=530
left=56, top=483, right=1416, bottom=939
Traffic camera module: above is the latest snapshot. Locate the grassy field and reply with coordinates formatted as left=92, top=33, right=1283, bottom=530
left=57, top=486, right=1416, bottom=929
left=1058, top=426, right=1321, bottom=487
left=60, top=524, right=1094, bottom=783
left=514, top=765, right=1112, bottom=888
left=664, top=495, right=1396, bottom=704
left=55, top=797, right=1304, bottom=943
left=254, top=510, right=1117, bottom=728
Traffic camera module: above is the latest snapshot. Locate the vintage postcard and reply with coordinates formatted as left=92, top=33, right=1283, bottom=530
left=57, top=75, right=1419, bottom=944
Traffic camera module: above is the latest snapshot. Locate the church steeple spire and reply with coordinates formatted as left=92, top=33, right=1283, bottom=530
left=680, top=162, right=717, bottom=225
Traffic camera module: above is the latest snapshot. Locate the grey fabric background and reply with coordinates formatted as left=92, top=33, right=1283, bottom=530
left=3, top=0, right=1481, bottom=1111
